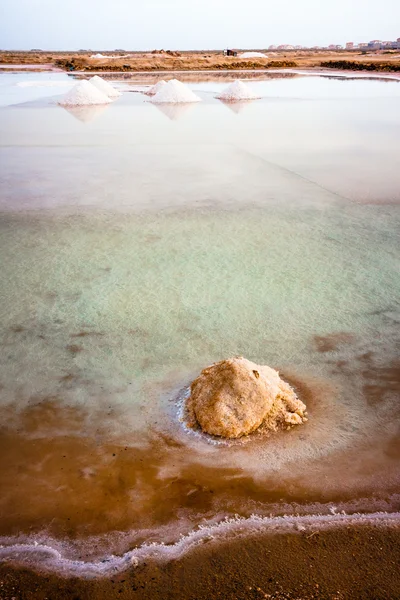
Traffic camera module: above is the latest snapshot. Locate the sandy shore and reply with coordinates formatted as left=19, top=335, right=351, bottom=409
left=1, top=526, right=399, bottom=599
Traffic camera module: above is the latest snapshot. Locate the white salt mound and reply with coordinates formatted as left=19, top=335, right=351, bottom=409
left=89, top=75, right=121, bottom=98
left=216, top=80, right=261, bottom=102
left=151, top=79, right=201, bottom=104
left=145, top=80, right=167, bottom=96
left=239, top=52, right=268, bottom=58
left=58, top=81, right=112, bottom=107
left=90, top=53, right=107, bottom=58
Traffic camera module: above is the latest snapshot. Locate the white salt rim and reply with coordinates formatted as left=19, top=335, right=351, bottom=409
left=216, top=80, right=261, bottom=102
left=89, top=75, right=121, bottom=98
left=0, top=511, right=398, bottom=578
left=151, top=79, right=201, bottom=104
left=58, top=80, right=112, bottom=106
left=145, top=80, right=167, bottom=95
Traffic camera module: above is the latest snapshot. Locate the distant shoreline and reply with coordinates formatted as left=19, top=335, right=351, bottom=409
left=1, top=49, right=399, bottom=77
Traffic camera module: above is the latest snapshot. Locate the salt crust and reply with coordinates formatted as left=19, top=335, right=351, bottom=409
left=0, top=511, right=398, bottom=578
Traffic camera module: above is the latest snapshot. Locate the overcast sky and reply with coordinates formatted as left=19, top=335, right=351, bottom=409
left=1, top=0, right=399, bottom=50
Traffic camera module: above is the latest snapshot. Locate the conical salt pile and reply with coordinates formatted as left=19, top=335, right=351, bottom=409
left=89, top=75, right=121, bottom=99
left=145, top=80, right=167, bottom=96
left=216, top=80, right=261, bottom=102
left=58, top=80, right=112, bottom=106
left=239, top=52, right=267, bottom=58
left=151, top=79, right=201, bottom=104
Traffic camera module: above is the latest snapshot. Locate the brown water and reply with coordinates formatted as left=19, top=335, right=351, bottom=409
left=0, top=72, right=399, bottom=576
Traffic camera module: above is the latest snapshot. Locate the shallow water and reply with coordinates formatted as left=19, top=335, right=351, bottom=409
left=0, top=72, right=399, bottom=575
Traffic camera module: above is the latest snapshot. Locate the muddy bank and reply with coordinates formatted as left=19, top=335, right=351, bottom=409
left=1, top=526, right=399, bottom=599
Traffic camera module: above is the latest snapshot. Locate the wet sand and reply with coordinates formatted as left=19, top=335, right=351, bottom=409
left=1, top=526, right=399, bottom=599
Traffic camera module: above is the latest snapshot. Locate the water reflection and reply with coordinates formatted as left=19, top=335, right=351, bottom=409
left=102, top=71, right=300, bottom=85
left=219, top=99, right=256, bottom=114
left=61, top=104, right=109, bottom=123
left=152, top=101, right=196, bottom=121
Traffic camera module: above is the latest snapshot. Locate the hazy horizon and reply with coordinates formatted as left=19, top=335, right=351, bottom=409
left=1, top=0, right=399, bottom=51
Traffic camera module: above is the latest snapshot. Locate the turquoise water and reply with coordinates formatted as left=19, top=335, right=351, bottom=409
left=0, top=72, right=399, bottom=572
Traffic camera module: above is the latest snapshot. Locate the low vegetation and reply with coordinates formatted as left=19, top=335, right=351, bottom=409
left=321, top=60, right=400, bottom=72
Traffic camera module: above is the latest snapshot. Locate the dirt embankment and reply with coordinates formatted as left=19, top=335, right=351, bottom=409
left=54, top=57, right=297, bottom=72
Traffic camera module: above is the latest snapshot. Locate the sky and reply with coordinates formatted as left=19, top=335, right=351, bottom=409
left=1, top=0, right=399, bottom=50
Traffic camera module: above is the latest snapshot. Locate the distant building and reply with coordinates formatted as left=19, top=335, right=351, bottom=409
left=346, top=42, right=354, bottom=49
left=368, top=40, right=383, bottom=49
left=328, top=44, right=343, bottom=50
left=223, top=49, right=238, bottom=57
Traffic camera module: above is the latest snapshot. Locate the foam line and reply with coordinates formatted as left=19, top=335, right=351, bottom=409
left=0, top=511, right=399, bottom=579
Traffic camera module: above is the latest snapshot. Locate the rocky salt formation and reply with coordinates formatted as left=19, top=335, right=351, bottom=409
left=186, top=357, right=307, bottom=439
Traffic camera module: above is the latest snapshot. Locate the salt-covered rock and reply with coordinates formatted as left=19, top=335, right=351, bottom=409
left=186, top=357, right=307, bottom=439
left=58, top=80, right=112, bottom=106
left=89, top=75, right=121, bottom=98
left=145, top=80, right=167, bottom=96
left=151, top=79, right=201, bottom=104
left=216, top=80, right=261, bottom=102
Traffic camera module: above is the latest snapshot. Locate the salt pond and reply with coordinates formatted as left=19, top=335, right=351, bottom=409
left=0, top=71, right=399, bottom=575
